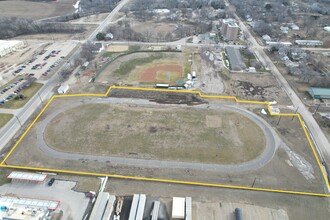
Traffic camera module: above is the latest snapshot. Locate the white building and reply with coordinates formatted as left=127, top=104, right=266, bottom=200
left=57, top=84, right=69, bottom=94
left=295, top=40, right=323, bottom=46
left=0, top=40, right=24, bottom=57
left=324, top=26, right=330, bottom=32
left=291, top=24, right=300, bottom=30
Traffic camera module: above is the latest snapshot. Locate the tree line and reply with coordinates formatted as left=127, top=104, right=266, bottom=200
left=0, top=17, right=85, bottom=39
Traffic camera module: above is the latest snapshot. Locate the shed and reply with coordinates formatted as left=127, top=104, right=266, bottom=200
left=8, top=171, right=47, bottom=183
left=57, top=84, right=69, bottom=94
left=308, top=87, right=330, bottom=99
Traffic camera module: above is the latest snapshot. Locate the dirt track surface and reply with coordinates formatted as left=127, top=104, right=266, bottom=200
left=36, top=97, right=278, bottom=172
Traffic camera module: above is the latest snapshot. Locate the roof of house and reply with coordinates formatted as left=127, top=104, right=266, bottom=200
left=309, top=87, right=330, bottom=96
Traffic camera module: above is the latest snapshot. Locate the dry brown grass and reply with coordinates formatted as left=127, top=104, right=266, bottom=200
left=44, top=103, right=266, bottom=164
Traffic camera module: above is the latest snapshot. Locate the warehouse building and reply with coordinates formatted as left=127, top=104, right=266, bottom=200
left=308, top=87, right=330, bottom=99
left=0, top=40, right=24, bottom=57
left=225, top=47, right=246, bottom=71
left=295, top=40, right=323, bottom=46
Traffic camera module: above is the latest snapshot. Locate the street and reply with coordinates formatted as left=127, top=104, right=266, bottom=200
left=234, top=14, right=330, bottom=170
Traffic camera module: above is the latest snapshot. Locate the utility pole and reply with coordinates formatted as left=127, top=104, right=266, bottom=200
left=292, top=106, right=299, bottom=120
left=277, top=116, right=282, bottom=125
left=251, top=177, right=257, bottom=187
left=37, top=92, right=43, bottom=104
left=15, top=116, right=22, bottom=127
left=313, top=100, right=321, bottom=115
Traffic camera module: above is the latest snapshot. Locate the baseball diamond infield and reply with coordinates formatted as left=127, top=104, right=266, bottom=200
left=139, top=64, right=184, bottom=83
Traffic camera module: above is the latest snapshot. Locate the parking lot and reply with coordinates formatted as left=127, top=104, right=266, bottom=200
left=12, top=42, right=76, bottom=79
left=0, top=42, right=77, bottom=106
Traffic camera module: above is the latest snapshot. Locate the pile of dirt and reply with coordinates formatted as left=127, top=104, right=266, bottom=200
left=236, top=80, right=275, bottom=98
left=109, top=89, right=207, bottom=105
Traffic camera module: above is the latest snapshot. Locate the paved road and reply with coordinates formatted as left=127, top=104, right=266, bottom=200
left=87, top=0, right=131, bottom=42
left=233, top=14, right=330, bottom=166
left=36, top=97, right=279, bottom=172
left=97, top=39, right=245, bottom=49
left=0, top=0, right=132, bottom=154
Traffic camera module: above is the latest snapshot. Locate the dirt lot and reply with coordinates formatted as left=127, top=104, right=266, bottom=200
left=3, top=90, right=325, bottom=193
left=106, top=45, right=129, bottom=52
left=0, top=0, right=75, bottom=19
left=44, top=102, right=266, bottom=164
left=222, top=71, right=292, bottom=105
left=70, top=12, right=109, bottom=24
left=106, top=179, right=330, bottom=220
left=131, top=20, right=177, bottom=38
left=96, top=52, right=189, bottom=86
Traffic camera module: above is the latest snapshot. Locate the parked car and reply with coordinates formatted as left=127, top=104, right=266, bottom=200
left=48, top=178, right=55, bottom=186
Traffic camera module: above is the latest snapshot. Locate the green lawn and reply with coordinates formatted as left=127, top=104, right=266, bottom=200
left=114, top=54, right=163, bottom=76
left=0, top=113, right=13, bottom=129
left=1, top=83, right=43, bottom=109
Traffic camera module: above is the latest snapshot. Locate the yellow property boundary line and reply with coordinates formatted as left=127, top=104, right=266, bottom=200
left=0, top=86, right=329, bottom=197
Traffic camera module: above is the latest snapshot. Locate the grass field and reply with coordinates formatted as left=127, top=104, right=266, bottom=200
left=0, top=114, right=13, bottom=129
left=1, top=83, right=43, bottom=109
left=114, top=54, right=163, bottom=76
left=0, top=0, right=74, bottom=19
left=44, top=103, right=266, bottom=164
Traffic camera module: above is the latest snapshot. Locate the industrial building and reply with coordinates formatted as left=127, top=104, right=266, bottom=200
left=172, top=197, right=192, bottom=220
left=308, top=87, right=330, bottom=99
left=0, top=195, right=60, bottom=220
left=222, top=19, right=239, bottom=41
left=57, top=84, right=69, bottom=94
left=0, top=40, right=24, bottom=57
left=7, top=171, right=47, bottom=184
left=225, top=47, right=246, bottom=71
left=0, top=203, right=49, bottom=220
left=295, top=40, right=323, bottom=46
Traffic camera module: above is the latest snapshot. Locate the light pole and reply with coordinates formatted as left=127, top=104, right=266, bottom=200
left=37, top=92, right=43, bottom=104
left=15, top=116, right=22, bottom=127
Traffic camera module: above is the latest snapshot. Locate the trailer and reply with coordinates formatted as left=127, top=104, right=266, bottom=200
left=235, top=208, right=242, bottom=220
left=172, top=197, right=185, bottom=219
left=156, top=84, right=169, bottom=89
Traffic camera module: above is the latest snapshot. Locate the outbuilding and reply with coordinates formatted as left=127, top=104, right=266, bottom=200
left=308, top=87, right=330, bottom=99
left=0, top=40, right=24, bottom=57
left=57, top=84, right=69, bottom=94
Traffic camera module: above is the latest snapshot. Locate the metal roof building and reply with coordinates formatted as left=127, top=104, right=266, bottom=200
left=0, top=196, right=60, bottom=210
left=308, top=87, right=330, bottom=99
left=0, top=40, right=24, bottom=57
left=225, top=47, right=246, bottom=71
left=7, top=171, right=47, bottom=182
left=89, top=192, right=110, bottom=220
left=295, top=40, right=323, bottom=46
